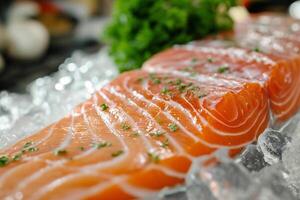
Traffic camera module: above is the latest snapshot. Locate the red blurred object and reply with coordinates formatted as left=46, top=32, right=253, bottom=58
left=38, top=1, right=60, bottom=14
left=243, top=0, right=250, bottom=7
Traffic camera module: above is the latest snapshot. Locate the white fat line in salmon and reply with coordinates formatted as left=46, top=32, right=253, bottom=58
left=126, top=77, right=232, bottom=149
left=98, top=90, right=156, bottom=151
left=181, top=45, right=276, bottom=66
left=0, top=122, right=62, bottom=188
left=2, top=103, right=110, bottom=195
left=145, top=67, right=246, bottom=89
left=107, top=85, right=191, bottom=158
left=181, top=88, right=266, bottom=135
left=54, top=110, right=76, bottom=151
left=143, top=77, right=264, bottom=143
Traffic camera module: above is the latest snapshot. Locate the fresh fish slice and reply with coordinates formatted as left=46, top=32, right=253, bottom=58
left=0, top=70, right=268, bottom=199
left=143, top=15, right=300, bottom=123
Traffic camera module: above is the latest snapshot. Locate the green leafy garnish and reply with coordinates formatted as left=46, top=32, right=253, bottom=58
left=28, top=147, right=39, bottom=152
left=207, top=58, right=214, bottom=63
left=168, top=123, right=179, bottom=132
left=112, top=150, right=124, bottom=157
left=0, top=155, right=9, bottom=167
left=100, top=103, right=109, bottom=111
left=79, top=146, right=85, bottom=151
left=150, top=131, right=165, bottom=137
left=95, top=141, right=112, bottom=149
left=253, top=47, right=261, bottom=52
left=121, top=123, right=131, bottom=131
left=54, top=149, right=67, bottom=156
left=23, top=141, right=33, bottom=149
left=217, top=66, right=230, bottom=73
left=103, top=0, right=236, bottom=72
left=148, top=152, right=160, bottom=163
left=161, top=139, right=169, bottom=148
left=12, top=153, right=22, bottom=161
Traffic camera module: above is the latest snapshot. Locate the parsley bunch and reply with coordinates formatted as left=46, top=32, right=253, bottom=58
left=103, top=0, right=236, bottom=72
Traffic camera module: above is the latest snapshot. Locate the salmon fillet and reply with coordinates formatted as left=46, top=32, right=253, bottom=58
left=143, top=14, right=300, bottom=123
left=0, top=70, right=268, bottom=199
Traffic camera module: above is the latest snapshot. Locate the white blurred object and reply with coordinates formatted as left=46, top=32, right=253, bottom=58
left=0, top=54, right=4, bottom=72
left=289, top=1, right=300, bottom=19
left=0, top=49, right=118, bottom=148
left=229, top=6, right=250, bottom=23
left=8, top=1, right=40, bottom=21
left=6, top=20, right=49, bottom=60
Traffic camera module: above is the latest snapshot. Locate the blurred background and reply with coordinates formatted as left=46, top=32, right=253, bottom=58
left=0, top=0, right=299, bottom=91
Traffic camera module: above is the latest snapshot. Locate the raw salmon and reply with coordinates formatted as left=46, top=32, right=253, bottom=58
left=0, top=70, right=268, bottom=199
left=143, top=15, right=300, bottom=123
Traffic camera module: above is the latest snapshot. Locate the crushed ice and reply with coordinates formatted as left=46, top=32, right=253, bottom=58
left=1, top=49, right=300, bottom=200
left=0, top=48, right=118, bottom=148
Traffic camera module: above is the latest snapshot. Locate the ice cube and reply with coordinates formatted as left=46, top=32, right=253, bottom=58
left=186, top=157, right=253, bottom=200
left=237, top=144, right=268, bottom=172
left=154, top=186, right=188, bottom=200
left=257, top=129, right=290, bottom=165
left=282, top=133, right=300, bottom=199
left=0, top=49, right=118, bottom=149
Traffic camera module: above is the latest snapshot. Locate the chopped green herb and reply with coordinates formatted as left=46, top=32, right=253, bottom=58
left=161, top=87, right=170, bottom=95
left=28, top=147, right=39, bottom=152
left=100, top=103, right=109, bottom=111
left=168, top=123, right=178, bottom=132
left=79, top=146, right=85, bottom=151
left=136, top=77, right=144, bottom=84
left=161, top=139, right=169, bottom=148
left=207, top=58, right=214, bottom=63
left=0, top=155, right=9, bottom=167
left=150, top=131, right=165, bottom=137
left=174, top=79, right=182, bottom=85
left=198, top=93, right=207, bottom=98
left=217, top=66, right=229, bottom=73
left=23, top=141, right=33, bottom=148
left=191, top=58, right=198, bottom=63
left=95, top=142, right=112, bottom=149
left=148, top=152, right=160, bottom=163
left=253, top=47, right=260, bottom=52
left=112, top=150, right=124, bottom=157
left=54, top=149, right=67, bottom=156
left=121, top=123, right=131, bottom=131
left=12, top=153, right=22, bottom=161
left=152, top=78, right=161, bottom=84
left=177, top=83, right=187, bottom=93
left=131, top=132, right=140, bottom=137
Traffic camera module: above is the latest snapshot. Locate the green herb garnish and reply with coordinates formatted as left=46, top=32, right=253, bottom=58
left=150, top=131, right=165, bottom=137
left=217, top=66, right=229, bottom=73
left=161, top=87, right=170, bottom=95
left=0, top=155, right=9, bottom=167
left=148, top=152, right=160, bottom=163
left=100, top=103, right=109, bottom=111
left=103, top=0, right=236, bottom=72
left=23, top=141, right=33, bottom=148
left=161, top=139, right=169, bottom=148
left=79, top=146, right=85, bottom=151
left=207, top=58, right=214, bottom=63
left=121, top=123, right=131, bottom=131
left=12, top=153, right=22, bottom=161
left=54, top=149, right=67, bottom=156
left=112, top=150, right=124, bottom=157
left=191, top=58, right=198, bottom=63
left=28, top=147, right=39, bottom=152
left=253, top=47, right=261, bottom=52
left=199, top=93, right=208, bottom=98
left=168, top=123, right=178, bottom=132
left=95, top=142, right=112, bottom=149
